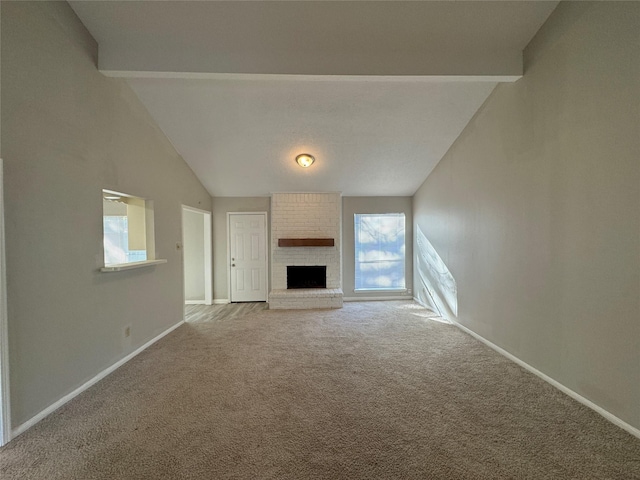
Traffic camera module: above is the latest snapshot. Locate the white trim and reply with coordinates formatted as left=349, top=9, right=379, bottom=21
left=0, top=159, right=10, bottom=446
left=451, top=317, right=640, bottom=440
left=226, top=213, right=231, bottom=303
left=203, top=212, right=212, bottom=305
left=100, top=71, right=521, bottom=83
left=181, top=205, right=211, bottom=216
left=213, top=299, right=230, bottom=305
left=414, top=295, right=448, bottom=320
left=100, top=259, right=167, bottom=272
left=412, top=295, right=640, bottom=438
left=344, top=296, right=413, bottom=302
left=185, top=300, right=206, bottom=305
left=11, top=319, right=185, bottom=440
left=181, top=206, right=213, bottom=306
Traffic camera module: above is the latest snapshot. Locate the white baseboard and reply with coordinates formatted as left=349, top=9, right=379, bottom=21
left=412, top=296, right=639, bottom=438
left=213, top=299, right=230, bottom=304
left=343, top=296, right=413, bottom=302
left=185, top=300, right=206, bottom=305
left=413, top=296, right=447, bottom=319
left=11, top=319, right=185, bottom=440
left=450, top=318, right=640, bottom=440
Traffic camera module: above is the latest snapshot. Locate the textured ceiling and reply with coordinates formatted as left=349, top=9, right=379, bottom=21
left=126, top=77, right=496, bottom=196
left=70, top=1, right=558, bottom=196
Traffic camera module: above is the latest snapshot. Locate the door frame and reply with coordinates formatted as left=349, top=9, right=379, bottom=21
left=227, top=212, right=268, bottom=303
left=181, top=205, right=213, bottom=306
left=0, top=159, right=10, bottom=446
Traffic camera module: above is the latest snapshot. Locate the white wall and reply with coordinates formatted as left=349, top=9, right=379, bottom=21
left=183, top=210, right=205, bottom=302
left=212, top=197, right=270, bottom=301
left=342, top=197, right=413, bottom=299
left=413, top=2, right=639, bottom=430
left=1, top=2, right=211, bottom=428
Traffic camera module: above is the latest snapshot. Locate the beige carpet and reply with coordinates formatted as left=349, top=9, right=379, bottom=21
left=1, top=301, right=638, bottom=479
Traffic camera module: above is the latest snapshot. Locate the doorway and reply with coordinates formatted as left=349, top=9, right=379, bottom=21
left=182, top=206, right=212, bottom=306
left=227, top=212, right=268, bottom=302
left=0, top=159, right=9, bottom=445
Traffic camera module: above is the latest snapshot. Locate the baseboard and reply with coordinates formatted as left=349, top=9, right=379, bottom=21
left=413, top=295, right=450, bottom=321
left=450, top=319, right=640, bottom=440
left=11, top=319, right=185, bottom=440
left=343, top=296, right=413, bottom=302
left=213, top=299, right=230, bottom=304
left=185, top=300, right=206, bottom=305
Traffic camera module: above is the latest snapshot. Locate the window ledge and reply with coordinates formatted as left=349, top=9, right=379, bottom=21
left=100, top=259, right=167, bottom=272
left=354, top=288, right=407, bottom=293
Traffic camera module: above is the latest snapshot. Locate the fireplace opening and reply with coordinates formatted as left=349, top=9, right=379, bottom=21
left=287, top=266, right=327, bottom=289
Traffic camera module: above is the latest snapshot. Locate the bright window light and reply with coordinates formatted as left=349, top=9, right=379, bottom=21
left=103, top=216, right=147, bottom=265
left=102, top=189, right=153, bottom=266
left=354, top=213, right=406, bottom=290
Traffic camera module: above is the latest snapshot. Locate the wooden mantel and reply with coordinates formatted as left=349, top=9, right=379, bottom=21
left=278, top=238, right=335, bottom=247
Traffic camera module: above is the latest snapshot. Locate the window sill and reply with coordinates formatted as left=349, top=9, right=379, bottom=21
left=100, top=259, right=167, bottom=272
left=354, top=288, right=407, bottom=293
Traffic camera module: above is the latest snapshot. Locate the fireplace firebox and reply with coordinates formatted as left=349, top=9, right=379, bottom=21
left=287, top=266, right=327, bottom=289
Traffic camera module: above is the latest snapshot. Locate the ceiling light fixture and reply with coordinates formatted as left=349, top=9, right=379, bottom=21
left=295, top=153, right=315, bottom=168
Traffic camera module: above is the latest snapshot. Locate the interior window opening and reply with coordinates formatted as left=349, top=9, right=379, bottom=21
left=102, top=189, right=154, bottom=266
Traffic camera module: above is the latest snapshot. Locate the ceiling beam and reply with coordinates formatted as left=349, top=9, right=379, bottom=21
left=69, top=1, right=559, bottom=80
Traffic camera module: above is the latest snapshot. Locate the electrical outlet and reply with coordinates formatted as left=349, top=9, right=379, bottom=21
left=407, top=289, right=412, bottom=295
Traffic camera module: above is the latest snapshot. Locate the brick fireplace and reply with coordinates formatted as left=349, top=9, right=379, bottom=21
left=269, top=193, right=343, bottom=309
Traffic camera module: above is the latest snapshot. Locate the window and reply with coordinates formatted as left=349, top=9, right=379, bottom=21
left=354, top=213, right=406, bottom=290
left=103, top=190, right=154, bottom=266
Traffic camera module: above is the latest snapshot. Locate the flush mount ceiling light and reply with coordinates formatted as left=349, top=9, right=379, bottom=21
left=295, top=153, right=315, bottom=168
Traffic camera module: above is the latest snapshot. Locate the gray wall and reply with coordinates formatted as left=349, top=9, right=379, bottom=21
left=183, top=210, right=205, bottom=301
left=1, top=2, right=211, bottom=427
left=342, top=197, right=413, bottom=299
left=212, top=197, right=270, bottom=300
left=413, top=2, right=639, bottom=430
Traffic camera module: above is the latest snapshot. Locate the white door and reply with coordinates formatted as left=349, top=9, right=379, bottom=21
left=229, top=213, right=267, bottom=302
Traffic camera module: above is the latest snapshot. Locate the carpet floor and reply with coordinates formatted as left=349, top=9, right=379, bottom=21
left=1, top=301, right=638, bottom=479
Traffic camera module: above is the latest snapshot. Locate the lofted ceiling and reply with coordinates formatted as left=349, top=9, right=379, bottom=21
left=70, top=1, right=558, bottom=197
